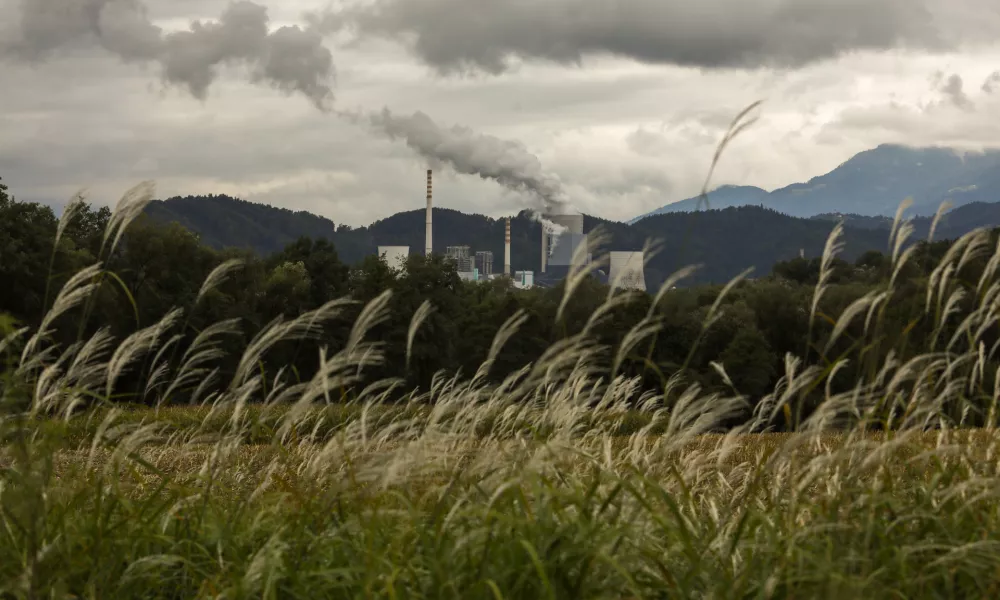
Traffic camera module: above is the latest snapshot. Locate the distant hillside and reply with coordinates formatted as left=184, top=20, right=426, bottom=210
left=603, top=206, right=892, bottom=286
left=810, top=202, right=1000, bottom=240
left=633, top=144, right=1000, bottom=221
left=143, top=194, right=973, bottom=289
left=145, top=195, right=341, bottom=256
left=144, top=195, right=548, bottom=275
left=629, top=185, right=769, bottom=222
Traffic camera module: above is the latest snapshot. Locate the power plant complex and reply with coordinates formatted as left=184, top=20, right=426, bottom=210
left=374, top=170, right=646, bottom=292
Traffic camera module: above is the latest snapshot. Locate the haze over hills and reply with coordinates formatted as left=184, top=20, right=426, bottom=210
left=633, top=144, right=1000, bottom=222
left=143, top=193, right=1000, bottom=290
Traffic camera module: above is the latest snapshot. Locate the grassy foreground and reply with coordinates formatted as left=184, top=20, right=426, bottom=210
left=5, top=189, right=1000, bottom=597
left=5, top=407, right=1000, bottom=599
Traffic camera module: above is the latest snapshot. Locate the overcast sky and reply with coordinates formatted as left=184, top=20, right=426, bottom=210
left=2, top=0, right=1000, bottom=226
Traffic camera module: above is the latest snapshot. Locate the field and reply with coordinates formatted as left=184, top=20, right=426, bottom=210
left=6, top=194, right=1000, bottom=598
left=5, top=397, right=1000, bottom=599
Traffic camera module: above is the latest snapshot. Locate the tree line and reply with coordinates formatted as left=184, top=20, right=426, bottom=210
left=2, top=179, right=995, bottom=429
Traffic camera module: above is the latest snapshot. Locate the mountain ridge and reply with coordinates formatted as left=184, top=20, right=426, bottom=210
left=142, top=193, right=1000, bottom=291
left=633, top=143, right=1000, bottom=222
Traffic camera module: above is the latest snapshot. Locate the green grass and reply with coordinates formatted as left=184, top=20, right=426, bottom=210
left=5, top=187, right=1000, bottom=597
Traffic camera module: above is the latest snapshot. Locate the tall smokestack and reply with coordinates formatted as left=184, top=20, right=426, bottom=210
left=425, top=169, right=433, bottom=256
left=541, top=224, right=548, bottom=273
left=504, top=218, right=511, bottom=275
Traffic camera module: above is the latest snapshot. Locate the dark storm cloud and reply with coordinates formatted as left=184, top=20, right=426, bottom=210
left=322, top=0, right=959, bottom=74
left=940, top=74, right=974, bottom=110
left=2, top=0, right=335, bottom=108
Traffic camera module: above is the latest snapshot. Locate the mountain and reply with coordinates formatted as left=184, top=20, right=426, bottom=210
left=604, top=207, right=891, bottom=286
left=633, top=144, right=1000, bottom=222
left=145, top=195, right=342, bottom=256
left=810, top=201, right=1000, bottom=241
left=143, top=194, right=969, bottom=289
left=629, top=185, right=770, bottom=222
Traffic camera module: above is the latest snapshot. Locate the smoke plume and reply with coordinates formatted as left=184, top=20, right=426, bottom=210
left=346, top=107, right=575, bottom=215
left=2, top=0, right=335, bottom=109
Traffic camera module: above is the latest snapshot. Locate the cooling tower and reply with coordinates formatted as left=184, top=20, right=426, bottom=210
left=504, top=218, right=511, bottom=275
left=378, top=246, right=410, bottom=271
left=425, top=169, right=433, bottom=256
left=609, top=251, right=647, bottom=292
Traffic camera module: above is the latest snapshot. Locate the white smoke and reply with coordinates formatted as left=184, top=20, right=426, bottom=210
left=5, top=1, right=588, bottom=224
left=342, top=106, right=577, bottom=216
left=539, top=216, right=569, bottom=258
left=2, top=0, right=336, bottom=109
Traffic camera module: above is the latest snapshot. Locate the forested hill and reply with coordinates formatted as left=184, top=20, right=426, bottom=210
left=144, top=194, right=987, bottom=287
left=810, top=201, right=1000, bottom=240
left=145, top=195, right=341, bottom=256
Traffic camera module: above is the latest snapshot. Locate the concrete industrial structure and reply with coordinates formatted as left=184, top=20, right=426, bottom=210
left=377, top=246, right=410, bottom=272
left=371, top=175, right=647, bottom=292
left=609, top=251, right=647, bottom=292
left=446, top=246, right=474, bottom=273
left=547, top=233, right=590, bottom=269
left=475, top=251, right=494, bottom=277
left=540, top=212, right=585, bottom=274
left=513, top=270, right=535, bottom=289
left=534, top=211, right=594, bottom=288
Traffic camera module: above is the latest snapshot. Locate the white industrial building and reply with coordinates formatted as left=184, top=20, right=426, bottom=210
left=541, top=213, right=585, bottom=274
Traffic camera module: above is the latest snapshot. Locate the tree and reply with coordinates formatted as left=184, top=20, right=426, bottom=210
left=392, top=254, right=464, bottom=388
left=270, top=237, right=350, bottom=308
left=261, top=261, right=312, bottom=318
left=109, top=216, right=219, bottom=327
left=719, top=326, right=776, bottom=398
left=0, top=176, right=11, bottom=206
left=0, top=194, right=60, bottom=323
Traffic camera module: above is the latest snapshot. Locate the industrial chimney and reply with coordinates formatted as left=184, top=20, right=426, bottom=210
left=425, top=169, right=433, bottom=256
left=504, top=218, right=511, bottom=275
left=540, top=224, right=548, bottom=274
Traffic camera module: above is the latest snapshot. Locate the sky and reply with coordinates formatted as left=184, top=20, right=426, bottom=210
left=2, top=0, right=1000, bottom=226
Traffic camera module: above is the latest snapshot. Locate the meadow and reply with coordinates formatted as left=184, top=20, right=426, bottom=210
left=5, top=186, right=1000, bottom=598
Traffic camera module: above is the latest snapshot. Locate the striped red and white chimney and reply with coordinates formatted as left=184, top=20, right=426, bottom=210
left=504, top=218, right=511, bottom=275
left=425, top=169, right=433, bottom=256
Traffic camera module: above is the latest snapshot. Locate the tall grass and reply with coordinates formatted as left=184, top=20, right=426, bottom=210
left=4, top=185, right=1000, bottom=598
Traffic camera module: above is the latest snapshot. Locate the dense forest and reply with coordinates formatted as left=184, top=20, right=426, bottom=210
left=145, top=194, right=1000, bottom=288
left=3, top=177, right=998, bottom=429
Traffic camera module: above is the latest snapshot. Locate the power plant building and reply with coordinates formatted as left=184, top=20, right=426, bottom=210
left=475, top=251, right=494, bottom=277
left=382, top=172, right=646, bottom=291
left=446, top=245, right=474, bottom=273
left=546, top=233, right=590, bottom=269
left=541, top=213, right=585, bottom=274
